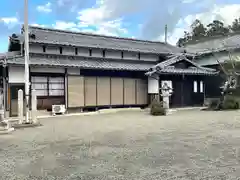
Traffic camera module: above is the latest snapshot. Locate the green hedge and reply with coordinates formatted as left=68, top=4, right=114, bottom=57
left=207, top=96, right=240, bottom=110
left=150, top=99, right=166, bottom=116
left=208, top=98, right=220, bottom=110
left=222, top=95, right=240, bottom=110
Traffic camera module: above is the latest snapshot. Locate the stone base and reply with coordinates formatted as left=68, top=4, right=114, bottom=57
left=0, top=127, right=15, bottom=134
left=165, top=109, right=177, bottom=115
left=12, top=123, right=42, bottom=129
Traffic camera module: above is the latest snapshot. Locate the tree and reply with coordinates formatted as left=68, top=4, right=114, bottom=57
left=175, top=18, right=239, bottom=46
left=209, top=53, right=240, bottom=110
left=230, top=18, right=240, bottom=32
left=176, top=19, right=207, bottom=46
left=176, top=31, right=192, bottom=47
left=176, top=37, right=185, bottom=47
left=190, top=19, right=206, bottom=40
left=206, top=20, right=230, bottom=36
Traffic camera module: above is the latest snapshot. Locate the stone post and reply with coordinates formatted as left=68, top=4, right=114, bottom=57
left=31, top=89, right=38, bottom=124
left=160, top=81, right=173, bottom=114
left=0, top=89, right=4, bottom=122
left=18, top=89, right=24, bottom=124
left=162, top=95, right=170, bottom=109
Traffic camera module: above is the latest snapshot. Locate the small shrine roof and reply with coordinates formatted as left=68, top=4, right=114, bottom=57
left=146, top=54, right=219, bottom=76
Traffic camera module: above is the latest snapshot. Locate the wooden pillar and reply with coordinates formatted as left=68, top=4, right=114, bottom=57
left=64, top=68, right=68, bottom=109
left=181, top=74, right=185, bottom=107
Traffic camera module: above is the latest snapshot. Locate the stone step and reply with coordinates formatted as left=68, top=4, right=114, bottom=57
left=0, top=126, right=6, bottom=131
left=0, top=127, right=14, bottom=134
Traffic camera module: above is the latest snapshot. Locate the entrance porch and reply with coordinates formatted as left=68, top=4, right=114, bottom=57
left=146, top=54, right=219, bottom=107
left=159, top=74, right=205, bottom=107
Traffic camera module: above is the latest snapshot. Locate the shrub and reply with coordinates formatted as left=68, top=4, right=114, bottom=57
left=208, top=98, right=220, bottom=110
left=150, top=99, right=166, bottom=116
left=222, top=95, right=239, bottom=110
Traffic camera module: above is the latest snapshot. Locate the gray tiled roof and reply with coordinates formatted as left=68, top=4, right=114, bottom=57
left=157, top=67, right=217, bottom=75
left=146, top=54, right=218, bottom=76
left=185, top=34, right=240, bottom=54
left=0, top=51, right=21, bottom=59
left=26, top=26, right=183, bottom=54
left=6, top=54, right=155, bottom=71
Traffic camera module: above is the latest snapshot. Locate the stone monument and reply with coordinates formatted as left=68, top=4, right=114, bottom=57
left=18, top=89, right=24, bottom=124
left=31, top=89, right=38, bottom=124
left=160, top=81, right=173, bottom=113
left=0, top=88, right=14, bottom=133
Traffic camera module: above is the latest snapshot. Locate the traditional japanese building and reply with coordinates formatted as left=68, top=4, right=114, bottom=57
left=185, top=33, right=240, bottom=98
left=2, top=26, right=217, bottom=116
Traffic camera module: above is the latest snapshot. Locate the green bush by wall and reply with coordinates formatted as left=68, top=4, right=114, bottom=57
left=150, top=99, right=166, bottom=116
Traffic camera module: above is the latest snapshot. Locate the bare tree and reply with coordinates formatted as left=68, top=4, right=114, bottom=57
left=211, top=48, right=240, bottom=110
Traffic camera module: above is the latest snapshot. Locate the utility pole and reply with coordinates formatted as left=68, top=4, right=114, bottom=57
left=24, top=0, right=30, bottom=123
left=164, top=24, right=168, bottom=43
left=3, top=56, right=6, bottom=118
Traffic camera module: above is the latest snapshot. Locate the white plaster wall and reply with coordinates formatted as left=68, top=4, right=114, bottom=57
left=9, top=66, right=25, bottom=83
left=46, top=46, right=59, bottom=54
left=63, top=47, right=75, bottom=56
left=105, top=50, right=121, bottom=59
left=29, top=44, right=43, bottom=53
left=124, top=51, right=138, bottom=60
left=78, top=47, right=89, bottom=56
left=30, top=67, right=65, bottom=73
left=67, top=68, right=80, bottom=75
left=140, top=53, right=158, bottom=62
left=148, top=77, right=159, bottom=94
left=91, top=49, right=102, bottom=57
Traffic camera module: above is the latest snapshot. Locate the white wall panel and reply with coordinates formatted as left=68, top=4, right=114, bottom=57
left=9, top=66, right=25, bottom=83
left=148, top=77, right=159, bottom=94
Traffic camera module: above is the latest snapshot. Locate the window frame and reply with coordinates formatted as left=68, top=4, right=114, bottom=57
left=59, top=47, right=63, bottom=54
left=121, top=51, right=124, bottom=59
left=102, top=50, right=106, bottom=57
left=89, top=49, right=92, bottom=56
left=31, top=76, right=65, bottom=97
left=75, top=47, right=78, bottom=55
left=42, top=45, right=46, bottom=52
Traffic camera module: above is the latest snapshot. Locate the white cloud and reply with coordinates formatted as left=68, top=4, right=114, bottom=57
left=36, top=0, right=129, bottom=37
left=0, top=17, right=18, bottom=24
left=37, top=2, right=52, bottom=13
left=51, top=18, right=128, bottom=37
left=31, top=23, right=47, bottom=28
left=0, top=17, right=19, bottom=28
left=31, top=0, right=240, bottom=46
left=57, top=0, right=65, bottom=6
left=182, top=0, right=196, bottom=3
left=76, top=0, right=128, bottom=37
left=53, top=21, right=77, bottom=30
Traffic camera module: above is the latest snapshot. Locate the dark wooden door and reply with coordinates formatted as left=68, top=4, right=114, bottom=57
left=191, top=81, right=204, bottom=106
left=171, top=79, right=197, bottom=107
left=182, top=80, right=194, bottom=106
left=171, top=80, right=183, bottom=107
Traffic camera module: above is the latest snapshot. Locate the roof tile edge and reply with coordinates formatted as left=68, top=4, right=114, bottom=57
left=28, top=25, right=178, bottom=47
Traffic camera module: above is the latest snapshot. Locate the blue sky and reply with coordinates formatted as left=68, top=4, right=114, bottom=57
left=0, top=0, right=240, bottom=52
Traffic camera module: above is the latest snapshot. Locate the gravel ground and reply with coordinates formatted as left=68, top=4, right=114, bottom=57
left=1, top=109, right=240, bottom=179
